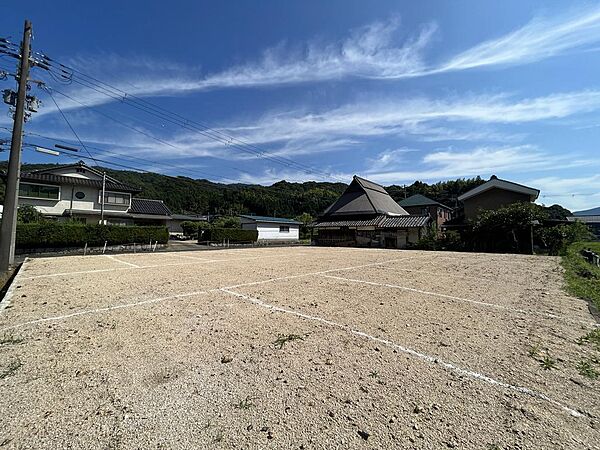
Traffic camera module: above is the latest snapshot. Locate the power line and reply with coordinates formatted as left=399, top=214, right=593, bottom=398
left=34, top=55, right=343, bottom=181
left=3, top=39, right=343, bottom=182
left=41, top=85, right=100, bottom=166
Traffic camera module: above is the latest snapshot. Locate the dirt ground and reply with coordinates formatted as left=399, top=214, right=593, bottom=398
left=0, top=246, right=598, bottom=449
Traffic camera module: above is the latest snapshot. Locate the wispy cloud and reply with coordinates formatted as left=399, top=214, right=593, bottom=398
left=30, top=88, right=600, bottom=164
left=360, top=145, right=593, bottom=185
left=438, top=6, right=600, bottom=72
left=527, top=175, right=600, bottom=211
left=31, top=3, right=600, bottom=108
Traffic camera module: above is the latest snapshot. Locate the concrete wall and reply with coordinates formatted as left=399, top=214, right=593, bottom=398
left=241, top=221, right=300, bottom=240
left=463, top=188, right=531, bottom=220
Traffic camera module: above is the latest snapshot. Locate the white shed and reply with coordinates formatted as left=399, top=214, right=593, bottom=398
left=239, top=215, right=301, bottom=241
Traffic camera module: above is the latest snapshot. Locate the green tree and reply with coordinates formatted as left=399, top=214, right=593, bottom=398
left=538, top=222, right=592, bottom=255
left=543, top=204, right=572, bottom=220
left=472, top=203, right=547, bottom=254
left=17, top=205, right=44, bottom=223
left=212, top=216, right=241, bottom=229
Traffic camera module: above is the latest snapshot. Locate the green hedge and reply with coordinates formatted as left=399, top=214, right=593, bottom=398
left=16, top=223, right=169, bottom=249
left=201, top=227, right=258, bottom=243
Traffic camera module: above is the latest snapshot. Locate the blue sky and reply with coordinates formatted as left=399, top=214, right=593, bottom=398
left=1, top=1, right=600, bottom=211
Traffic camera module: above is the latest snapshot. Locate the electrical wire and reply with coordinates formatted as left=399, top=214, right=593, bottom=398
left=36, top=55, right=343, bottom=181
left=41, top=85, right=100, bottom=166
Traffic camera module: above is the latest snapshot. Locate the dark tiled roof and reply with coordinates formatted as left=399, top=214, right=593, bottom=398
left=239, top=215, right=301, bottom=224
left=13, top=172, right=142, bottom=193
left=399, top=194, right=451, bottom=209
left=378, top=215, right=430, bottom=228
left=129, top=198, right=172, bottom=216
left=321, top=176, right=408, bottom=217
left=313, top=217, right=382, bottom=228
left=313, top=214, right=429, bottom=229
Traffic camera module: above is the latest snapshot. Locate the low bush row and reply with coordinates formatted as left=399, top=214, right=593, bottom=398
left=16, top=223, right=169, bottom=249
left=200, top=227, right=258, bottom=243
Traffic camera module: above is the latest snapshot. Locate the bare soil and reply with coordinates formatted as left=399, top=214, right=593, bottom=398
left=0, top=247, right=598, bottom=449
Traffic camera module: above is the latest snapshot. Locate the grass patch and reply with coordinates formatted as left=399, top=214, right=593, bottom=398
left=0, top=334, right=24, bottom=346
left=561, top=242, right=600, bottom=311
left=0, top=359, right=22, bottom=379
left=527, top=342, right=541, bottom=358
left=272, top=334, right=304, bottom=349
left=540, top=355, right=557, bottom=370
left=576, top=328, right=600, bottom=351
left=576, top=359, right=599, bottom=380
left=235, top=396, right=255, bottom=410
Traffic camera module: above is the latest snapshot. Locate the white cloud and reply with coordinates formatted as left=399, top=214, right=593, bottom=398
left=367, top=148, right=420, bottom=171
left=438, top=6, right=600, bottom=72
left=30, top=3, right=600, bottom=110
left=528, top=175, right=600, bottom=211
left=30, top=88, right=600, bottom=166
left=359, top=145, right=591, bottom=185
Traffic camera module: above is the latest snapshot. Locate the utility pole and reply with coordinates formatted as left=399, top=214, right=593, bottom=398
left=0, top=20, right=32, bottom=271
left=100, top=171, right=106, bottom=224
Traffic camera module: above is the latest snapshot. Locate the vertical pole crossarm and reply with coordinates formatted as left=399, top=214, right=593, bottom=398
left=0, top=20, right=32, bottom=271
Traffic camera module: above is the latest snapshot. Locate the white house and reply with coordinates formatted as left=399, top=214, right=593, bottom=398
left=8, top=161, right=172, bottom=226
left=239, top=215, right=301, bottom=241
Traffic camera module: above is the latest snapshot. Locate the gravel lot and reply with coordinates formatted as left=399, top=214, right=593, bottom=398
left=0, top=247, right=598, bottom=449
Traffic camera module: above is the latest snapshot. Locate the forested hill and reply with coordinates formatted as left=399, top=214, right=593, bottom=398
left=0, top=162, right=488, bottom=217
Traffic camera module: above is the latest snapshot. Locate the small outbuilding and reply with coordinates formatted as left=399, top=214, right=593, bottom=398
left=239, top=215, right=301, bottom=241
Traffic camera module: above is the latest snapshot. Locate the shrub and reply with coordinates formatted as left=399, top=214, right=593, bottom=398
left=202, top=227, right=257, bottom=243
left=538, top=222, right=592, bottom=255
left=16, top=223, right=169, bottom=249
left=17, top=205, right=44, bottom=224
left=180, top=220, right=211, bottom=237
left=212, top=216, right=241, bottom=229
left=471, top=203, right=547, bottom=254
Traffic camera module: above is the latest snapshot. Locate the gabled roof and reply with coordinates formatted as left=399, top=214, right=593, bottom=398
left=457, top=176, right=539, bottom=202
left=129, top=198, right=172, bottom=216
left=239, top=215, right=301, bottom=225
left=574, top=206, right=600, bottom=216
left=399, top=194, right=451, bottom=210
left=14, top=161, right=142, bottom=193
left=322, top=176, right=408, bottom=217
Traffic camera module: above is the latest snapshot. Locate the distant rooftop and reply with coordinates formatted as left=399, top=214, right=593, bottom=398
left=457, top=175, right=539, bottom=202
left=398, top=194, right=451, bottom=209
left=239, top=215, right=301, bottom=224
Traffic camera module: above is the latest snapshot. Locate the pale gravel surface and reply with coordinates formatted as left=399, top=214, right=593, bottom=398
left=0, top=246, right=598, bottom=449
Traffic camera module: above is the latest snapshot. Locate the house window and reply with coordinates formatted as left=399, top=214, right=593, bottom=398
left=279, top=225, right=290, bottom=233
left=19, top=183, right=59, bottom=200
left=75, top=191, right=85, bottom=199
left=100, top=191, right=131, bottom=206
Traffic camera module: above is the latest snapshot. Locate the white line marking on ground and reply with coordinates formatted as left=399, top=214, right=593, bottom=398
left=218, top=287, right=583, bottom=418
left=0, top=258, right=29, bottom=313
left=20, top=253, right=305, bottom=280
left=104, top=255, right=141, bottom=268
left=319, top=274, right=598, bottom=327
left=0, top=290, right=210, bottom=331
left=221, top=258, right=412, bottom=289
